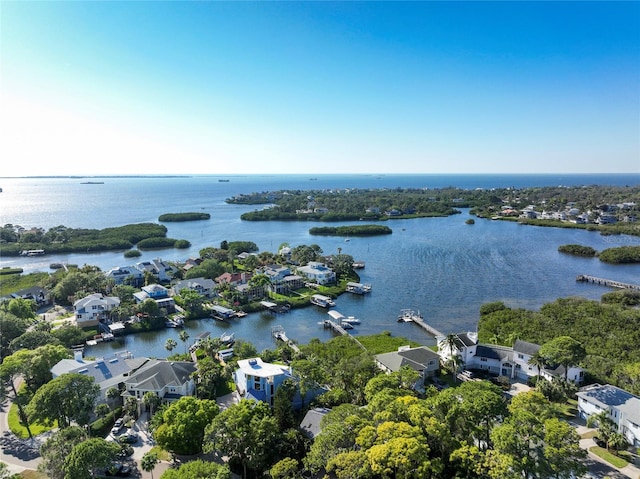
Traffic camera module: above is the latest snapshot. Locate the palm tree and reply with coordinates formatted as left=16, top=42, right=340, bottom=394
left=142, top=391, right=161, bottom=418
left=445, top=354, right=463, bottom=382
left=165, top=338, right=177, bottom=355
left=528, top=351, right=546, bottom=379
left=106, top=386, right=122, bottom=411
left=141, top=451, right=159, bottom=479
left=441, top=333, right=460, bottom=358
left=179, top=330, right=190, bottom=355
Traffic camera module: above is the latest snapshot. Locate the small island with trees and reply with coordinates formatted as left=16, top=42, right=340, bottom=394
left=309, top=225, right=392, bottom=236
left=158, top=212, right=211, bottom=222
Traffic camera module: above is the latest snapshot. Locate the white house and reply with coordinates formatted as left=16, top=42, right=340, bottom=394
left=438, top=333, right=584, bottom=383
left=105, top=266, right=144, bottom=286
left=296, top=262, right=336, bottom=285
left=172, top=277, right=216, bottom=299
left=136, top=258, right=177, bottom=283
left=234, top=358, right=294, bottom=407
left=577, top=383, right=640, bottom=447
left=74, top=293, right=120, bottom=327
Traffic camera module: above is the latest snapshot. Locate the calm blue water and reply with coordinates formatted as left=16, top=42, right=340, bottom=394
left=1, top=174, right=639, bottom=356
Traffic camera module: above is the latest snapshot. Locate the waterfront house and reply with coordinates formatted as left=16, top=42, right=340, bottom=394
left=74, top=293, right=120, bottom=327
left=50, top=350, right=145, bottom=405
left=296, top=262, right=336, bottom=285
left=136, top=258, right=177, bottom=283
left=215, top=271, right=253, bottom=286
left=438, top=333, right=584, bottom=384
left=577, top=383, right=640, bottom=447
left=122, top=359, right=197, bottom=407
left=133, top=283, right=176, bottom=313
left=374, top=346, right=440, bottom=385
left=262, top=264, right=292, bottom=283
left=105, top=266, right=144, bottom=286
left=172, top=277, right=217, bottom=299
left=234, top=357, right=294, bottom=407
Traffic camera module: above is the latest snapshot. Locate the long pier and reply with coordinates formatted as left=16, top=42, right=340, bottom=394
left=399, top=310, right=444, bottom=338
left=271, top=325, right=300, bottom=353
left=576, top=275, right=640, bottom=291
left=323, top=320, right=366, bottom=350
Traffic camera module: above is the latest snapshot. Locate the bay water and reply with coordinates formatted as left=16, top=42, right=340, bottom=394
left=1, top=174, right=639, bottom=356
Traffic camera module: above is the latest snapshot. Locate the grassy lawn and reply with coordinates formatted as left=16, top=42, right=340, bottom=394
left=19, top=470, right=47, bottom=479
left=589, top=446, right=629, bottom=468
left=580, top=430, right=598, bottom=439
left=555, top=399, right=578, bottom=419
left=8, top=403, right=56, bottom=439
left=0, top=272, right=49, bottom=297
left=148, top=445, right=172, bottom=461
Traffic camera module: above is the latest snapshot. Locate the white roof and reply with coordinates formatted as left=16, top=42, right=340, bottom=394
left=237, top=358, right=290, bottom=378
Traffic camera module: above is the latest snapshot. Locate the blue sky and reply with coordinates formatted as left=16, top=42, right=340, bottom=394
left=1, top=1, right=638, bottom=176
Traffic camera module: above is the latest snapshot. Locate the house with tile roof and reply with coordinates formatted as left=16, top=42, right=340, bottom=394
left=577, top=383, right=640, bottom=447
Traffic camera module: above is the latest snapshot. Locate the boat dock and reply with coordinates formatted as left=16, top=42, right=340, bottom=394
left=271, top=325, right=300, bottom=353
left=322, top=320, right=366, bottom=350
left=260, top=301, right=291, bottom=314
left=345, top=282, right=372, bottom=295
left=398, top=309, right=443, bottom=338
left=576, top=275, right=640, bottom=291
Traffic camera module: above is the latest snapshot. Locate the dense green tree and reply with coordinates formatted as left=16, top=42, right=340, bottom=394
left=27, top=373, right=99, bottom=428
left=204, top=399, right=279, bottom=479
left=39, top=426, right=88, bottom=479
left=6, top=297, right=37, bottom=319
left=269, top=457, right=300, bottom=479
left=9, top=330, right=60, bottom=352
left=63, top=438, right=119, bottom=479
left=539, top=336, right=586, bottom=381
left=51, top=324, right=86, bottom=347
left=159, top=459, right=230, bottom=479
left=154, top=396, right=219, bottom=455
left=0, top=312, right=30, bottom=358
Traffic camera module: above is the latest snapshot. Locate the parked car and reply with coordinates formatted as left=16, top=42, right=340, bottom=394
left=110, top=418, right=124, bottom=435
left=105, top=463, right=131, bottom=477
left=117, top=433, right=139, bottom=444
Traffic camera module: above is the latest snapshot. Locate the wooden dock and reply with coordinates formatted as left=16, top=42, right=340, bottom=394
left=576, top=275, right=640, bottom=291
left=271, top=325, right=300, bottom=353
left=398, top=309, right=444, bottom=338
left=322, top=320, right=366, bottom=350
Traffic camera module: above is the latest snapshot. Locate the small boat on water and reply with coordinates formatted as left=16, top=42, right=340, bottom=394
left=341, top=316, right=361, bottom=325
left=398, top=309, right=423, bottom=323
left=340, top=322, right=354, bottom=330
left=235, top=311, right=247, bottom=318
left=165, top=315, right=184, bottom=328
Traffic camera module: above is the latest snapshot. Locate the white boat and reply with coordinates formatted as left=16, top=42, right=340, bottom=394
left=311, top=294, right=336, bottom=308
left=340, top=321, right=354, bottom=329
left=398, top=309, right=423, bottom=323
left=341, top=316, right=361, bottom=325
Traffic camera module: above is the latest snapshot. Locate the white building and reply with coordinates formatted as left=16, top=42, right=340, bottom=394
left=74, top=293, right=120, bottom=327
left=577, top=384, right=640, bottom=447
left=296, top=262, right=336, bottom=285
